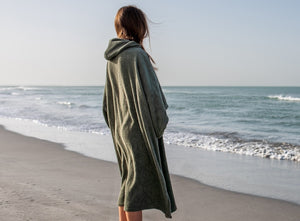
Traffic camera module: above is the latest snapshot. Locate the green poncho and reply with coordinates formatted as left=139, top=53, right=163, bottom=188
left=103, top=38, right=176, bottom=218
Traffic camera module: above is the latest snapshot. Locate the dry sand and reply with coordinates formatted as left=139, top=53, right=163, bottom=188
left=0, top=125, right=299, bottom=221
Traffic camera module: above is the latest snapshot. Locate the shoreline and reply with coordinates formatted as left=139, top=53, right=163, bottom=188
left=1, top=125, right=300, bottom=220
left=1, top=117, right=300, bottom=205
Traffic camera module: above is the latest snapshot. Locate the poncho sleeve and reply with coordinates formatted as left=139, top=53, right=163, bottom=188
left=102, top=66, right=110, bottom=129
left=136, top=53, right=169, bottom=138
left=102, top=86, right=109, bottom=128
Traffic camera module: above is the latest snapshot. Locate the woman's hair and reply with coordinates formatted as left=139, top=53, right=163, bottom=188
left=115, top=5, right=155, bottom=64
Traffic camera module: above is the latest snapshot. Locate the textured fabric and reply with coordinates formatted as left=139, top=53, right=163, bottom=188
left=103, top=38, right=176, bottom=218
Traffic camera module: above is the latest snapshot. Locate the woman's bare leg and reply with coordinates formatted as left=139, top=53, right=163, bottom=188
left=125, top=211, right=142, bottom=221
left=119, top=206, right=127, bottom=221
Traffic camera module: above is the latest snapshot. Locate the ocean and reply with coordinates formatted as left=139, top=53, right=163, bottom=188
left=1, top=86, right=299, bottom=161
left=0, top=86, right=299, bottom=203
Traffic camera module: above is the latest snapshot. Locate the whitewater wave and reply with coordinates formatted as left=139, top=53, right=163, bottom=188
left=4, top=117, right=109, bottom=135
left=0, top=87, right=15, bottom=91
left=12, top=117, right=69, bottom=131
left=1, top=114, right=299, bottom=162
left=268, top=95, right=300, bottom=102
left=16, top=86, right=42, bottom=91
left=57, top=101, right=75, bottom=107
left=164, top=131, right=300, bottom=162
left=56, top=102, right=98, bottom=109
left=0, top=86, right=42, bottom=95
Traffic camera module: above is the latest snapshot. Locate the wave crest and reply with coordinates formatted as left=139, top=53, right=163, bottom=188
left=164, top=131, right=300, bottom=161
left=57, top=101, right=75, bottom=107
left=268, top=95, right=300, bottom=102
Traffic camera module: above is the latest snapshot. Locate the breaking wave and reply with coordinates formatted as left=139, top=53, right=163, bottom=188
left=268, top=95, right=300, bottom=102
left=164, top=131, right=300, bottom=162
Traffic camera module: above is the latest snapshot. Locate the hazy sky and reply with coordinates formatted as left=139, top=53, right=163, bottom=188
left=0, top=0, right=299, bottom=86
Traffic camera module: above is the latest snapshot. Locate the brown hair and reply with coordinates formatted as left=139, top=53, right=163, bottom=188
left=115, top=5, right=155, bottom=64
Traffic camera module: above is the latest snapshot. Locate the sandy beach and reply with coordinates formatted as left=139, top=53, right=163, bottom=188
left=1, top=125, right=300, bottom=221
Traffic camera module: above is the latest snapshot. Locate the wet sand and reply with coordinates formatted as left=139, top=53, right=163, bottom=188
left=0, top=125, right=299, bottom=221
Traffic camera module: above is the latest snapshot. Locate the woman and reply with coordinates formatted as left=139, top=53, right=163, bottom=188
left=103, top=6, right=177, bottom=221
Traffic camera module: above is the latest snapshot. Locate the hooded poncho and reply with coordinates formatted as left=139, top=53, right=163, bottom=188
left=103, top=38, right=176, bottom=218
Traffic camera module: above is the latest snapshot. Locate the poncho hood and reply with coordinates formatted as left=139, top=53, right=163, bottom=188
left=104, top=38, right=141, bottom=61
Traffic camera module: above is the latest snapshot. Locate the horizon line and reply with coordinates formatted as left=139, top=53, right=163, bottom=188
left=1, top=84, right=300, bottom=87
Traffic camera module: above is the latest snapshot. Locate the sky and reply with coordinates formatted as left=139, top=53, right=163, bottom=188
left=0, top=0, right=299, bottom=86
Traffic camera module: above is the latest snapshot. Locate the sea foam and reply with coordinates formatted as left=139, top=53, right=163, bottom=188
left=164, top=132, right=300, bottom=162
left=268, top=95, right=300, bottom=102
